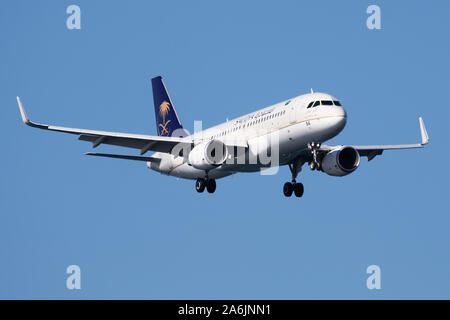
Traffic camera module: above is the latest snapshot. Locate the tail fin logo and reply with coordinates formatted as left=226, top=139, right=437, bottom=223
left=152, top=76, right=184, bottom=136
left=159, top=101, right=172, bottom=136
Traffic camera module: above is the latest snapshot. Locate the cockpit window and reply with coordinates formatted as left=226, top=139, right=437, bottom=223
left=333, top=100, right=342, bottom=106
left=313, top=101, right=320, bottom=107
left=307, top=101, right=314, bottom=108
left=321, top=100, right=333, bottom=105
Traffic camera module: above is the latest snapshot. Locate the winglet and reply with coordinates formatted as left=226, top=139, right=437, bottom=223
left=16, top=96, right=48, bottom=129
left=419, top=117, right=429, bottom=145
left=17, top=96, right=30, bottom=125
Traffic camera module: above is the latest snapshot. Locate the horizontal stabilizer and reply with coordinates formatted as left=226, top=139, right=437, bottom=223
left=84, top=152, right=161, bottom=162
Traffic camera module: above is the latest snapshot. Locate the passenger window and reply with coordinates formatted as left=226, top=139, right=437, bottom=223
left=313, top=101, right=320, bottom=107
left=321, top=100, right=333, bottom=105
left=333, top=100, right=342, bottom=106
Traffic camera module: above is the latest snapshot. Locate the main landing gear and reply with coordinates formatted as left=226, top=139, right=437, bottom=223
left=283, top=181, right=304, bottom=197
left=195, top=178, right=216, bottom=194
left=283, top=158, right=304, bottom=198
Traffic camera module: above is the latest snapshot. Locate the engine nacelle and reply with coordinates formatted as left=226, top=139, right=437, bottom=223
left=321, top=146, right=360, bottom=177
left=188, top=140, right=228, bottom=170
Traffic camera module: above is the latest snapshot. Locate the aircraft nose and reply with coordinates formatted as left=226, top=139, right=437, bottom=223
left=331, top=107, right=347, bottom=132
left=337, top=112, right=346, bottom=129
left=335, top=106, right=346, bottom=118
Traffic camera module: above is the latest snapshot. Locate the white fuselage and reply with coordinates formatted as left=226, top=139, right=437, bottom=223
left=148, top=92, right=347, bottom=180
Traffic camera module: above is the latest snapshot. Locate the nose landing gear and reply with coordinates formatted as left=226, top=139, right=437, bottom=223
left=308, top=142, right=322, bottom=171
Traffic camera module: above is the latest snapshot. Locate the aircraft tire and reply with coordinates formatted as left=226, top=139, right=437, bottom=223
left=196, top=178, right=206, bottom=193
left=283, top=182, right=293, bottom=197
left=293, top=183, right=304, bottom=197
left=206, top=179, right=216, bottom=193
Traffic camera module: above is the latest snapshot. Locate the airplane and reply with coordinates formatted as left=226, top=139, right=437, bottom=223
left=16, top=76, right=429, bottom=197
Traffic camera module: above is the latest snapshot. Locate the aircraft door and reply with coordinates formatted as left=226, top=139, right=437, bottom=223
left=286, top=100, right=301, bottom=142
left=288, top=100, right=297, bottom=124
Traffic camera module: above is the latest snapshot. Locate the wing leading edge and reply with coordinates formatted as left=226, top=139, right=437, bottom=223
left=320, top=117, right=429, bottom=161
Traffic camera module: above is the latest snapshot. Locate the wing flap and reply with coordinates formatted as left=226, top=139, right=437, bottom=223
left=84, top=152, right=161, bottom=162
left=78, top=135, right=181, bottom=153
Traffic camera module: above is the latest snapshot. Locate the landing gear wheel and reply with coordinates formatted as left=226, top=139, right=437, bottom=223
left=293, top=182, right=304, bottom=197
left=283, top=182, right=293, bottom=197
left=206, top=179, right=216, bottom=193
left=195, top=178, right=205, bottom=193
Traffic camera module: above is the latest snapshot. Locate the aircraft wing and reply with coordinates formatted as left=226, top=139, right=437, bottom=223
left=319, top=117, right=429, bottom=161
left=16, top=97, right=193, bottom=154
left=84, top=152, right=161, bottom=162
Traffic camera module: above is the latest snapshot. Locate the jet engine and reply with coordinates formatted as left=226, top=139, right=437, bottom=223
left=321, top=146, right=360, bottom=176
left=188, top=140, right=228, bottom=170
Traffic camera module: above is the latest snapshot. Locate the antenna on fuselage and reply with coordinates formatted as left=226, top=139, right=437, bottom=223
left=310, top=88, right=314, bottom=94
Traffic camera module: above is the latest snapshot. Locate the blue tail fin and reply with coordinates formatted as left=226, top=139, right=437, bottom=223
left=151, top=76, right=186, bottom=137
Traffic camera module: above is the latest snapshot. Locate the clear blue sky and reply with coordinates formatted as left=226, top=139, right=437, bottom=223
left=1, top=0, right=449, bottom=299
